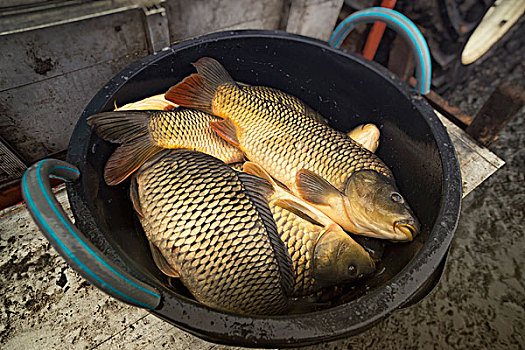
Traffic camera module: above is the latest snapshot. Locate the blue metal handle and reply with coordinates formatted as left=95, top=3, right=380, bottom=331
left=329, top=7, right=432, bottom=95
left=22, top=159, right=161, bottom=309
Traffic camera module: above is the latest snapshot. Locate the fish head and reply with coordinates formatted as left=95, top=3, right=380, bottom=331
left=312, top=224, right=376, bottom=289
left=343, top=170, right=420, bottom=241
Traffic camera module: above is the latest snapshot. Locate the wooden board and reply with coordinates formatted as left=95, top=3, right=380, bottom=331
left=0, top=10, right=150, bottom=163
left=435, top=111, right=505, bottom=197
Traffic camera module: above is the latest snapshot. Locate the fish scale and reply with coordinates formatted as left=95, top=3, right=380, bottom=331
left=148, top=108, right=243, bottom=163
left=142, top=84, right=325, bottom=163
left=240, top=85, right=328, bottom=124
left=269, top=204, right=325, bottom=296
left=213, top=83, right=391, bottom=190
left=133, top=150, right=293, bottom=315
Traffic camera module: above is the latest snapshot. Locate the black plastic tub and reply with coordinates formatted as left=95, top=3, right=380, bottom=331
left=64, top=30, right=462, bottom=347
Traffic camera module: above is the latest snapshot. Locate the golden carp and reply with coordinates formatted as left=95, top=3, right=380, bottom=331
left=130, top=149, right=294, bottom=315
left=243, top=162, right=375, bottom=296
left=87, top=109, right=244, bottom=185
left=165, top=57, right=419, bottom=241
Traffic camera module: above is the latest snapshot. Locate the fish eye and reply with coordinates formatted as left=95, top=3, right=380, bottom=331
left=348, top=265, right=357, bottom=277
left=391, top=192, right=403, bottom=203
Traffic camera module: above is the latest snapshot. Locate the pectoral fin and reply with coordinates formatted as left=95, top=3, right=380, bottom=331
left=129, top=177, right=143, bottom=218
left=242, top=162, right=289, bottom=191
left=149, top=242, right=180, bottom=278
left=274, top=198, right=327, bottom=227
left=243, top=163, right=335, bottom=227
left=295, top=169, right=343, bottom=206
left=210, top=118, right=240, bottom=148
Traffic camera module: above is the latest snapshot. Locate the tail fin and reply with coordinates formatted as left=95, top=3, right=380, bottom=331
left=87, top=111, right=164, bottom=185
left=104, top=137, right=163, bottom=185
left=87, top=111, right=149, bottom=143
left=165, top=57, right=235, bottom=115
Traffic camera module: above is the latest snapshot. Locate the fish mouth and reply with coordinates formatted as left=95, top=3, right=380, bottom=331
left=393, top=219, right=419, bottom=241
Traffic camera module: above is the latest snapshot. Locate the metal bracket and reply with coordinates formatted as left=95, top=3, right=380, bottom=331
left=142, top=4, right=171, bottom=52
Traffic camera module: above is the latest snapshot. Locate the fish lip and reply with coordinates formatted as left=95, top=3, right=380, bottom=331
left=393, top=219, right=418, bottom=240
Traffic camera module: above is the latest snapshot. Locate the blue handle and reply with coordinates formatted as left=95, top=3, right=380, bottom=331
left=22, top=159, right=161, bottom=309
left=329, top=7, right=432, bottom=95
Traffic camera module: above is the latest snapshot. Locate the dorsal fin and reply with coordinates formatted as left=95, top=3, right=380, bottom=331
left=165, top=57, right=237, bottom=115
left=243, top=162, right=334, bottom=227
left=237, top=172, right=295, bottom=295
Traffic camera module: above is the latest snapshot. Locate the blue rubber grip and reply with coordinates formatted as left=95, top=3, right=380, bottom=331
left=329, top=7, right=432, bottom=95
left=21, top=159, right=161, bottom=309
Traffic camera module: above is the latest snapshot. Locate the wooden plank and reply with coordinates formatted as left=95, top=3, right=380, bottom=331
left=466, top=83, right=525, bottom=146
left=387, top=33, right=414, bottom=82
left=0, top=10, right=148, bottom=92
left=142, top=4, right=171, bottom=52
left=0, top=137, right=27, bottom=183
left=0, top=53, right=150, bottom=163
left=409, top=77, right=473, bottom=128
left=434, top=111, right=504, bottom=197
